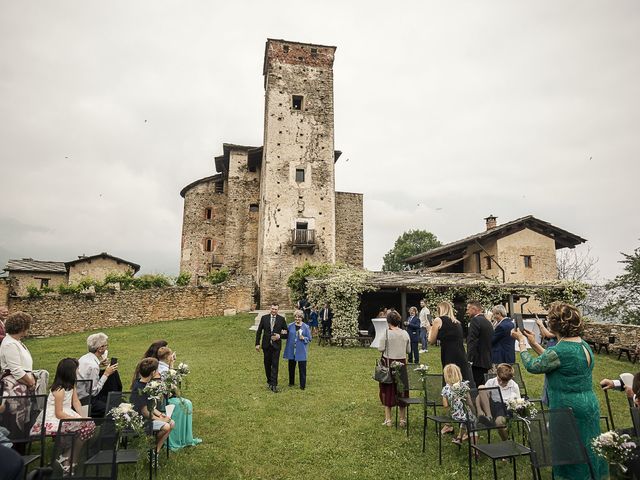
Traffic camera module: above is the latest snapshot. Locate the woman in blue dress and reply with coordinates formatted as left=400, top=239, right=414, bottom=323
left=283, top=310, right=312, bottom=390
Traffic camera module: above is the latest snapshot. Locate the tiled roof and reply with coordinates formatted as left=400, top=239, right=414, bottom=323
left=404, top=215, right=587, bottom=265
left=5, top=259, right=67, bottom=273
left=65, top=253, right=140, bottom=273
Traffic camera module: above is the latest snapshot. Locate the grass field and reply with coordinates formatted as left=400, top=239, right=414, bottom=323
left=25, top=314, right=635, bottom=479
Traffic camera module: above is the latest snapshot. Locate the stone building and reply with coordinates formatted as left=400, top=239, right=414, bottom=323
left=180, top=39, right=364, bottom=307
left=4, top=252, right=140, bottom=297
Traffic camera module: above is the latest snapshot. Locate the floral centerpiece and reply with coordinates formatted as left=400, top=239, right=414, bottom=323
left=506, top=398, right=538, bottom=441
left=108, top=403, right=145, bottom=436
left=449, top=380, right=471, bottom=401
left=592, top=431, right=637, bottom=476
left=142, top=379, right=170, bottom=413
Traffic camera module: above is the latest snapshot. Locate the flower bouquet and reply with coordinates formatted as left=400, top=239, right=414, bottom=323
left=176, top=362, right=190, bottom=376
left=108, top=403, right=145, bottom=436
left=142, top=379, right=170, bottom=413
left=506, top=398, right=538, bottom=441
left=390, top=361, right=406, bottom=393
left=592, top=431, right=638, bottom=476
left=449, top=380, right=471, bottom=401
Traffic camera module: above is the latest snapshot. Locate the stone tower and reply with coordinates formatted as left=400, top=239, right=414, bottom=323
left=179, top=39, right=363, bottom=308
left=257, top=39, right=338, bottom=305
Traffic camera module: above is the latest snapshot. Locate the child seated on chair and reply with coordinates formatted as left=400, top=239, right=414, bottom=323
left=476, top=363, right=521, bottom=440
left=130, top=357, right=175, bottom=460
left=441, top=363, right=476, bottom=444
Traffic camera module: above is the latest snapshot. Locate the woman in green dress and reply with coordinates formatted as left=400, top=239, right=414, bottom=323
left=511, top=302, right=608, bottom=480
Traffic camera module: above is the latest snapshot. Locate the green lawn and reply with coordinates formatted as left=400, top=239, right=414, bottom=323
left=25, top=314, right=636, bottom=479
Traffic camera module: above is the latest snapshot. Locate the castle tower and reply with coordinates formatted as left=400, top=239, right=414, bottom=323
left=257, top=39, right=338, bottom=305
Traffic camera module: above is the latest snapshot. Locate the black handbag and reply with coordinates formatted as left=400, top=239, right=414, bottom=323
left=373, top=330, right=393, bottom=383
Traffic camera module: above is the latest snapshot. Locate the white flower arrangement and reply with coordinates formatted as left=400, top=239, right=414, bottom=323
left=592, top=431, right=637, bottom=473
left=505, top=398, right=538, bottom=420
left=177, top=362, right=190, bottom=376
left=450, top=380, right=471, bottom=400
left=108, top=402, right=145, bottom=435
left=142, top=379, right=170, bottom=402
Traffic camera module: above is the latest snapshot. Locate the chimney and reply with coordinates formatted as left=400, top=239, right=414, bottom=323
left=484, top=215, right=497, bottom=231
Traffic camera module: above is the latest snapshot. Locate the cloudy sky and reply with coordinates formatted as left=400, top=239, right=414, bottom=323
left=1, top=1, right=638, bottom=281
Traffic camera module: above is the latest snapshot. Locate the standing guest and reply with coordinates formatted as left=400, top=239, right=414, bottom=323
left=429, top=302, right=474, bottom=385
left=308, top=306, right=319, bottom=337
left=418, top=300, right=430, bottom=353
left=512, top=302, right=608, bottom=479
left=466, top=300, right=493, bottom=389
left=406, top=307, right=421, bottom=364
left=490, top=305, right=515, bottom=365
left=130, top=358, right=175, bottom=464
left=255, top=303, right=288, bottom=393
left=30, top=358, right=95, bottom=474
left=0, top=306, right=8, bottom=343
left=77, top=333, right=121, bottom=418
left=156, top=347, right=202, bottom=451
left=319, top=303, right=333, bottom=337
left=283, top=310, right=312, bottom=390
left=378, top=310, right=410, bottom=427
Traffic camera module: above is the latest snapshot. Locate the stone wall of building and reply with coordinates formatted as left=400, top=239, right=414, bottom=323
left=223, top=149, right=260, bottom=276
left=335, top=191, right=364, bottom=267
left=8, top=275, right=255, bottom=337
left=257, top=40, right=338, bottom=307
left=68, top=257, right=136, bottom=285
left=0, top=278, right=9, bottom=309
left=497, top=228, right=557, bottom=283
left=180, top=177, right=227, bottom=281
left=10, top=271, right=68, bottom=297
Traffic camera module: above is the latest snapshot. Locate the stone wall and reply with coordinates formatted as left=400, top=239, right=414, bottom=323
left=583, top=322, right=640, bottom=352
left=8, top=275, right=255, bottom=337
left=68, top=257, right=135, bottom=285
left=335, top=191, right=364, bottom=267
left=0, top=278, right=9, bottom=309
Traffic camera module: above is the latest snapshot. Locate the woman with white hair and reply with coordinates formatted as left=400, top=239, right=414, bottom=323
left=490, top=305, right=515, bottom=364
left=77, top=332, right=122, bottom=417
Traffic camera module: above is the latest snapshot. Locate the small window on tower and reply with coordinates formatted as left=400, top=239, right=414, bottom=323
left=292, top=95, right=303, bottom=110
left=296, top=222, right=308, bottom=230
left=249, top=204, right=259, bottom=212
left=204, top=239, right=213, bottom=252
left=310, top=48, right=318, bottom=55
left=283, top=45, right=289, bottom=53
left=295, top=168, right=305, bottom=183
left=205, top=208, right=212, bottom=220
left=215, top=181, right=224, bottom=193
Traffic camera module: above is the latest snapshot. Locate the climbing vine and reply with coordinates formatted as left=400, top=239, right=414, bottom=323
left=305, top=267, right=374, bottom=339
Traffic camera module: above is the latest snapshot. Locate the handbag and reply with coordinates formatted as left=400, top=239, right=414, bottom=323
left=373, top=330, right=394, bottom=384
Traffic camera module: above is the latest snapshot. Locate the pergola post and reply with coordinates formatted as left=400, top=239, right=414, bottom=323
left=508, top=294, right=515, bottom=317
left=400, top=291, right=407, bottom=321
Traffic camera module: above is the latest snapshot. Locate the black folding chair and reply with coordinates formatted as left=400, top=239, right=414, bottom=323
left=631, top=407, right=640, bottom=437
left=528, top=409, right=596, bottom=480
left=76, top=379, right=93, bottom=417
left=396, top=366, right=424, bottom=436
left=0, top=393, right=48, bottom=469
left=421, top=373, right=444, bottom=453
left=510, top=363, right=543, bottom=406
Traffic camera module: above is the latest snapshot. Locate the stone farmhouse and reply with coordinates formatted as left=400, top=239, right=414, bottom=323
left=4, top=252, right=140, bottom=297
left=180, top=39, right=364, bottom=307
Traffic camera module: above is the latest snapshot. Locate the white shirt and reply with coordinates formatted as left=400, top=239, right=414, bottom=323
left=419, top=307, right=431, bottom=328
left=77, top=352, right=108, bottom=399
left=484, top=377, right=521, bottom=402
left=0, top=334, right=33, bottom=380
left=157, top=361, right=170, bottom=376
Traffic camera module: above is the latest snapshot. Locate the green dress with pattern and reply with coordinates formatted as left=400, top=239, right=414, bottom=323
left=520, top=340, right=608, bottom=479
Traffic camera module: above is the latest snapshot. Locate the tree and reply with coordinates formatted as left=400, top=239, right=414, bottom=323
left=556, top=246, right=599, bottom=282
left=602, top=243, right=640, bottom=324
left=382, top=230, right=442, bottom=272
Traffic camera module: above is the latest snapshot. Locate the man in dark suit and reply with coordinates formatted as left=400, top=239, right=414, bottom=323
left=319, top=303, right=333, bottom=337
left=490, top=305, right=516, bottom=364
left=255, top=303, right=288, bottom=392
left=466, top=300, right=494, bottom=388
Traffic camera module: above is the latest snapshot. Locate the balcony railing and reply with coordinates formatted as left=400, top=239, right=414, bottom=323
left=292, top=229, right=316, bottom=250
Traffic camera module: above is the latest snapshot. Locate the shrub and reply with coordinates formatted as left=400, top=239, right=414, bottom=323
left=287, top=262, right=335, bottom=302
left=132, top=274, right=171, bottom=289
left=206, top=268, right=229, bottom=285
left=103, top=271, right=135, bottom=289
left=26, top=285, right=42, bottom=298
left=58, top=283, right=82, bottom=295
left=175, top=272, right=192, bottom=287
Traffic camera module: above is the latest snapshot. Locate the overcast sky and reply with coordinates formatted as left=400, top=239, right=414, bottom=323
left=1, top=1, right=638, bottom=281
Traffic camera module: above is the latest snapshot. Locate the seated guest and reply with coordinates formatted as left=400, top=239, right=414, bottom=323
left=476, top=363, right=521, bottom=440
left=77, top=333, right=121, bottom=417
left=131, top=340, right=168, bottom=389
left=130, top=358, right=174, bottom=463
left=490, top=305, right=515, bottom=365
left=156, top=347, right=202, bottom=451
